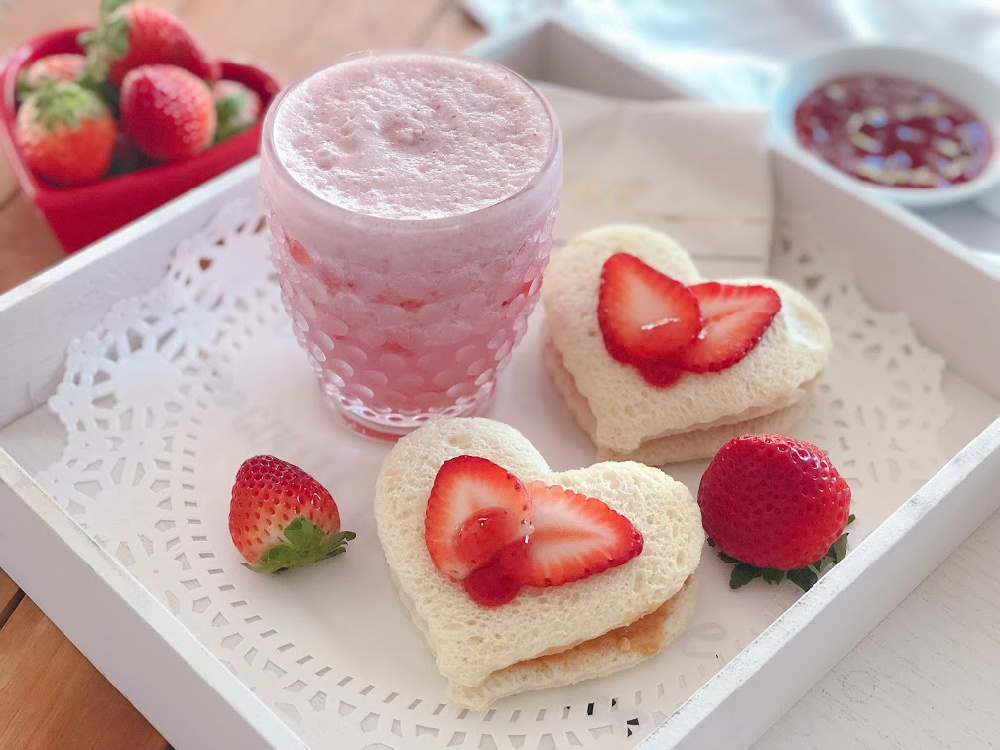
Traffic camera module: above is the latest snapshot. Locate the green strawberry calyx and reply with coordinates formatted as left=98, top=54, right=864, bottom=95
left=710, top=514, right=856, bottom=592
left=30, top=81, right=109, bottom=131
left=15, top=61, right=73, bottom=102
left=78, top=0, right=133, bottom=88
left=214, top=88, right=252, bottom=143
left=244, top=515, right=356, bottom=574
left=15, top=72, right=35, bottom=103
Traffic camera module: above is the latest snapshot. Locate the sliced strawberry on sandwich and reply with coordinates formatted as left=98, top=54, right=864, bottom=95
left=501, top=482, right=643, bottom=588
left=425, top=456, right=533, bottom=582
left=673, top=282, right=781, bottom=373
left=598, top=253, right=702, bottom=369
left=636, top=357, right=685, bottom=388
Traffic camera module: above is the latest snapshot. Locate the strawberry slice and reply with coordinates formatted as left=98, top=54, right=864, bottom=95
left=500, top=482, right=643, bottom=588
left=598, top=253, right=702, bottom=365
left=425, top=456, right=533, bottom=581
left=637, top=358, right=683, bottom=388
left=673, top=283, right=781, bottom=373
left=461, top=557, right=525, bottom=607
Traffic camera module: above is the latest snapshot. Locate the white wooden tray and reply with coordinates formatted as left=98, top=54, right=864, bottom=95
left=1, top=15, right=998, bottom=750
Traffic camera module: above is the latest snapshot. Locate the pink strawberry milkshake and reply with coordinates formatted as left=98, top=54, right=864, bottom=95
left=261, top=50, right=562, bottom=438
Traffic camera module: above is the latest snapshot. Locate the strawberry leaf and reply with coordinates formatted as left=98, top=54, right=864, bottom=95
left=319, top=531, right=357, bottom=559
left=100, top=0, right=132, bottom=17
left=761, top=568, right=785, bottom=585
left=15, top=72, right=33, bottom=103
left=260, top=545, right=295, bottom=564
left=105, top=16, right=130, bottom=58
left=812, top=515, right=855, bottom=571
left=729, top=563, right=763, bottom=589
left=813, top=531, right=850, bottom=572
left=786, top=566, right=819, bottom=592
left=244, top=516, right=355, bottom=574
left=243, top=560, right=291, bottom=575
left=717, top=514, right=857, bottom=592
left=245, top=544, right=295, bottom=573
left=214, top=90, right=253, bottom=143
left=79, top=9, right=130, bottom=88
left=31, top=81, right=108, bottom=131
left=215, top=90, right=246, bottom=122
left=283, top=515, right=323, bottom=549
left=828, top=533, right=849, bottom=564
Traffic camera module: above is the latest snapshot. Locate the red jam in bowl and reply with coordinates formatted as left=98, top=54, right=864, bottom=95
left=793, top=74, right=992, bottom=188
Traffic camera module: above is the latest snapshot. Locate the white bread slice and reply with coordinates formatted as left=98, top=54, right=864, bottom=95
left=446, top=575, right=698, bottom=710
left=384, top=562, right=698, bottom=710
left=542, top=330, right=814, bottom=465
left=373, top=418, right=703, bottom=691
left=540, top=225, right=831, bottom=458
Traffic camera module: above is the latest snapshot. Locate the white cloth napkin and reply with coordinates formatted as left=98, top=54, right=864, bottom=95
left=469, top=0, right=1000, bottom=263
left=537, top=82, right=771, bottom=277
left=464, top=0, right=1000, bottom=106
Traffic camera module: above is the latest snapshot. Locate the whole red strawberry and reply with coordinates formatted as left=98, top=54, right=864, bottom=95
left=120, top=64, right=216, bottom=161
left=15, top=81, right=116, bottom=187
left=229, top=455, right=355, bottom=574
left=81, top=1, right=219, bottom=87
left=17, top=54, right=85, bottom=101
left=698, top=434, right=852, bottom=591
left=213, top=80, right=262, bottom=143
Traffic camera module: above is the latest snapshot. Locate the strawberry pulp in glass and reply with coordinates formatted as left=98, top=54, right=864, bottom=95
left=261, top=51, right=562, bottom=438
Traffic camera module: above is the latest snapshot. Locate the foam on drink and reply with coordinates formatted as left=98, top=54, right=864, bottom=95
left=272, top=52, right=552, bottom=220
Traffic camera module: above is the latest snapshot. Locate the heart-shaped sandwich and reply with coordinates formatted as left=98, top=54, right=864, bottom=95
left=541, top=225, right=832, bottom=464
left=374, top=418, right=703, bottom=709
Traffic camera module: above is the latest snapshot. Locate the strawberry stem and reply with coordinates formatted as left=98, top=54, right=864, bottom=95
left=78, top=0, right=132, bottom=89
left=244, top=516, right=356, bottom=574
left=100, top=0, right=132, bottom=14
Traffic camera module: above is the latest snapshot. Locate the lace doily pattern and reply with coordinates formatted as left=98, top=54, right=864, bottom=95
left=37, top=196, right=952, bottom=749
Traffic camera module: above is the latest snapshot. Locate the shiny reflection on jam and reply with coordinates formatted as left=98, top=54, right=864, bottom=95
left=793, top=73, right=992, bottom=188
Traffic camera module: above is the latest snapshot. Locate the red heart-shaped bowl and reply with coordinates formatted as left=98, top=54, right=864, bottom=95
left=0, top=26, right=281, bottom=253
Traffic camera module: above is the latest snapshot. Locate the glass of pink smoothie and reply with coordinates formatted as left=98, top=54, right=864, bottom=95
left=261, top=50, right=562, bottom=438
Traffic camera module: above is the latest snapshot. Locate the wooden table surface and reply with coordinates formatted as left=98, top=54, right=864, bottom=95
left=0, top=1, right=481, bottom=746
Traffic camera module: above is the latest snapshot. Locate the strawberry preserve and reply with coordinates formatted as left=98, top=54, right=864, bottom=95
left=793, top=73, right=992, bottom=188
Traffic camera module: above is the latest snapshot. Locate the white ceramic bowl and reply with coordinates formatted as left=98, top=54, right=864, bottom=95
left=768, top=42, right=1000, bottom=209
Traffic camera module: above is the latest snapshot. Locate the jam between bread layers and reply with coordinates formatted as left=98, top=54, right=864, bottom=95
left=598, top=252, right=781, bottom=387
left=425, top=455, right=644, bottom=607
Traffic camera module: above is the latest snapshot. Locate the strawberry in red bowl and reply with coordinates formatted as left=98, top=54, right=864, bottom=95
left=15, top=80, right=117, bottom=187
left=119, top=64, right=217, bottom=161
left=0, top=21, right=280, bottom=253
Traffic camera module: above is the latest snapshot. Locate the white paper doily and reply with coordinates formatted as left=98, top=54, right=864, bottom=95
left=36, top=195, right=952, bottom=750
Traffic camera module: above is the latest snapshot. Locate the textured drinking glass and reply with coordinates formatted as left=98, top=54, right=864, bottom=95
left=261, top=50, right=562, bottom=438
